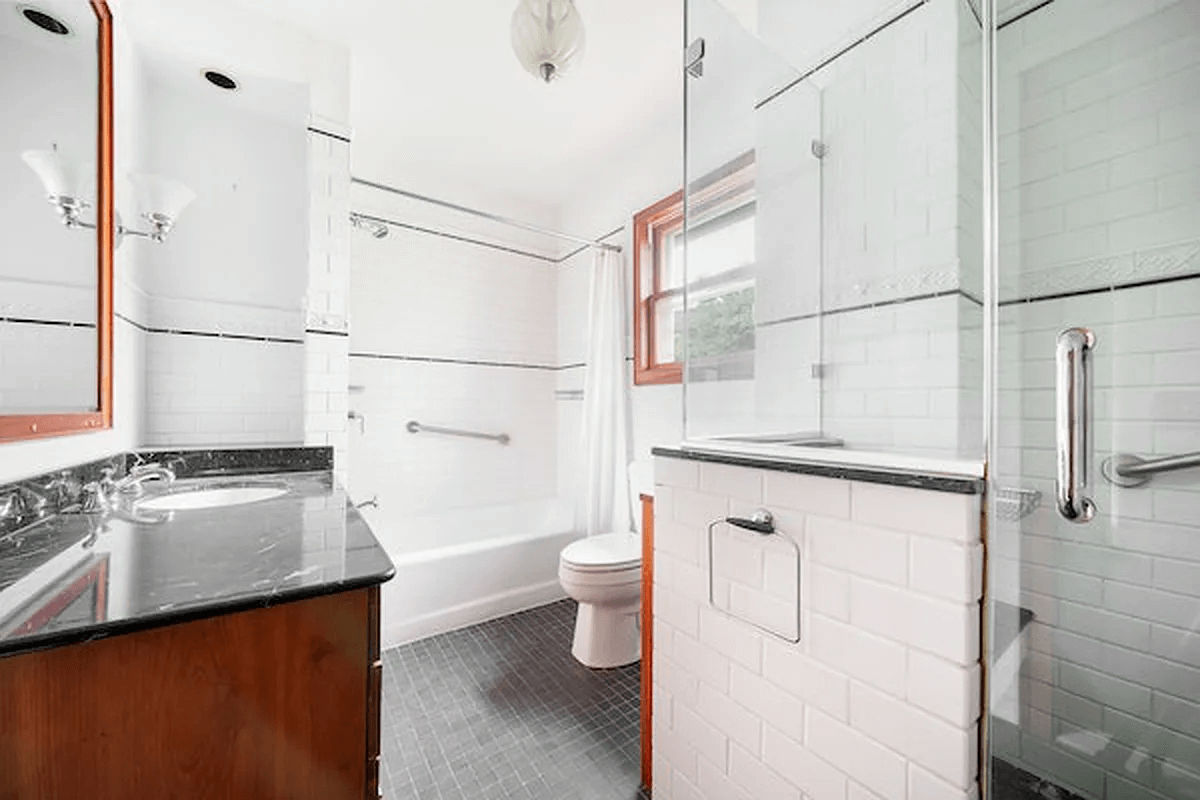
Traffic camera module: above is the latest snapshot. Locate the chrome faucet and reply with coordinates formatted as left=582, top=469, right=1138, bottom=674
left=81, top=463, right=176, bottom=512
left=112, top=463, right=176, bottom=498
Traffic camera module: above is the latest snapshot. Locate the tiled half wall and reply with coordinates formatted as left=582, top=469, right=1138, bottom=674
left=653, top=456, right=985, bottom=800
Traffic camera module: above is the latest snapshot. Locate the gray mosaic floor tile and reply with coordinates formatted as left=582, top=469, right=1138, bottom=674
left=380, top=599, right=650, bottom=800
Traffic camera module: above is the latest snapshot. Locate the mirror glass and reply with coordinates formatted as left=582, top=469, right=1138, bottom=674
left=0, top=0, right=99, bottom=414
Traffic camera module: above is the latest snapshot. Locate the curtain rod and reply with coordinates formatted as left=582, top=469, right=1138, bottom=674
left=351, top=176, right=623, bottom=253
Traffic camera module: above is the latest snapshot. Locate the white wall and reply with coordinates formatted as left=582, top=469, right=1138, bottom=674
left=556, top=108, right=685, bottom=506
left=137, top=68, right=309, bottom=447
left=991, top=2, right=1200, bottom=797
left=654, top=457, right=984, bottom=800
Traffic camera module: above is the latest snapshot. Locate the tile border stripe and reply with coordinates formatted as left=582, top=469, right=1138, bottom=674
left=115, top=313, right=303, bottom=344
left=349, top=352, right=559, bottom=371
left=307, top=126, right=351, bottom=144
left=998, top=270, right=1200, bottom=307
left=0, top=316, right=97, bottom=329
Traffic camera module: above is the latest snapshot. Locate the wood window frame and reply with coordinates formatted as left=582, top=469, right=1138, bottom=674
left=0, top=0, right=114, bottom=442
left=632, top=191, right=685, bottom=385
left=632, top=152, right=756, bottom=386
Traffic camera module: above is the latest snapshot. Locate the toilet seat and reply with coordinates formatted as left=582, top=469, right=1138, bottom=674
left=560, top=533, right=641, bottom=572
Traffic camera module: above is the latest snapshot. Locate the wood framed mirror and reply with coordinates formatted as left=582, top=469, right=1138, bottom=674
left=0, top=0, right=113, bottom=442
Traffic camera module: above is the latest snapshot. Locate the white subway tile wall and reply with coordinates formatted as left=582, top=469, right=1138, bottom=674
left=654, top=458, right=983, bottom=800
left=143, top=333, right=304, bottom=447
left=0, top=323, right=97, bottom=413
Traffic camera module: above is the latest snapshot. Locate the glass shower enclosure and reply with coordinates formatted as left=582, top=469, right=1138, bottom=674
left=682, top=0, right=985, bottom=473
left=988, top=0, right=1200, bottom=798
left=681, top=0, right=1200, bottom=797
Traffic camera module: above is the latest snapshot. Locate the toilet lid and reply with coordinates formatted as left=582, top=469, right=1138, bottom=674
left=561, top=533, right=641, bottom=570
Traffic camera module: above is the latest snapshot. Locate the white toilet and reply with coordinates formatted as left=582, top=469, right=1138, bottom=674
left=558, top=532, right=642, bottom=668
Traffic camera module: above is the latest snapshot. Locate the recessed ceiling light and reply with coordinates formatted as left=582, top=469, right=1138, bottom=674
left=203, top=70, right=239, bottom=91
left=21, top=6, right=71, bottom=36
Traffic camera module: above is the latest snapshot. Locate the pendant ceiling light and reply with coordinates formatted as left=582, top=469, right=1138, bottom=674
left=511, top=0, right=586, bottom=83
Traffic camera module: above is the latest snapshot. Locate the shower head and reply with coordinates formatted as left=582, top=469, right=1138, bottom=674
left=350, top=213, right=389, bottom=239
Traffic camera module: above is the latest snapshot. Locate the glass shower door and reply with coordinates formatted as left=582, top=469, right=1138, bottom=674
left=988, top=1, right=1200, bottom=798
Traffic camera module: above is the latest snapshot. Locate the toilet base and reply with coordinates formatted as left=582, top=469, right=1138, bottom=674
left=571, top=602, right=641, bottom=669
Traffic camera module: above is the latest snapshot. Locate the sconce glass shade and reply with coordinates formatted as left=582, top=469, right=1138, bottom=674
left=21, top=149, right=89, bottom=204
left=511, top=0, right=585, bottom=83
left=129, top=173, right=195, bottom=238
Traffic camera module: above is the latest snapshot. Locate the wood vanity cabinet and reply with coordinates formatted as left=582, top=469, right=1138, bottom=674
left=0, top=586, right=384, bottom=800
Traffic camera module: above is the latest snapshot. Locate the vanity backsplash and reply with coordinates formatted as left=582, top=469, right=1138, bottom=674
left=0, top=446, right=334, bottom=540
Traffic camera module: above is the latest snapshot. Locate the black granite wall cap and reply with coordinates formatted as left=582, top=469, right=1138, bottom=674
left=651, top=446, right=985, bottom=495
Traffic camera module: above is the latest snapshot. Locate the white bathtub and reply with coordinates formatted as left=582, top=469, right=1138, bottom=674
left=364, top=498, right=581, bottom=648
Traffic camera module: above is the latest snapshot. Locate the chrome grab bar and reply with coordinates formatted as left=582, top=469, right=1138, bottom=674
left=1103, top=451, right=1200, bottom=488
left=406, top=420, right=510, bottom=445
left=1055, top=328, right=1096, bottom=522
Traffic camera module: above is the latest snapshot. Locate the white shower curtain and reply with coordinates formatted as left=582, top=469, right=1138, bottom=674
left=575, top=247, right=633, bottom=537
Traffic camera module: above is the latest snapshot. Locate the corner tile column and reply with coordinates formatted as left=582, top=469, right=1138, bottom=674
left=304, top=124, right=352, bottom=484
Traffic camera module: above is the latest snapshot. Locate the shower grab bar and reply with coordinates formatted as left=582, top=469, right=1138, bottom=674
left=1055, top=328, right=1096, bottom=523
left=1102, top=451, right=1200, bottom=488
left=406, top=420, right=510, bottom=445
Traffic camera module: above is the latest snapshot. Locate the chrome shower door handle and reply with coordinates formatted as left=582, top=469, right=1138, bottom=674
left=1056, top=328, right=1096, bottom=522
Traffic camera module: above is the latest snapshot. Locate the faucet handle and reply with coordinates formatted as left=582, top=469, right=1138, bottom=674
left=80, top=482, right=110, bottom=514
left=42, top=471, right=82, bottom=506
left=79, top=467, right=117, bottom=513
left=0, top=491, right=25, bottom=521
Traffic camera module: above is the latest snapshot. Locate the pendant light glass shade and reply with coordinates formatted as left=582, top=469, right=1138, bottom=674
left=511, top=0, right=585, bottom=83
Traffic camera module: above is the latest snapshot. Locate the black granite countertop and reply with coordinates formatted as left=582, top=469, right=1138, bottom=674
left=0, top=451, right=393, bottom=658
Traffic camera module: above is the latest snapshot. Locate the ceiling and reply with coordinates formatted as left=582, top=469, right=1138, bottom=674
left=123, top=0, right=686, bottom=214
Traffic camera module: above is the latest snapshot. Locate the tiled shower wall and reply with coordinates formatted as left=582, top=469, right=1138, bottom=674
left=810, top=0, right=983, bottom=459
left=346, top=191, right=560, bottom=545
left=990, top=0, right=1200, bottom=797
left=653, top=457, right=984, bottom=800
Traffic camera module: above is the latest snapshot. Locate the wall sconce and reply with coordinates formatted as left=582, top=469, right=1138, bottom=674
left=21, top=148, right=91, bottom=227
left=126, top=173, right=196, bottom=243
left=21, top=148, right=194, bottom=244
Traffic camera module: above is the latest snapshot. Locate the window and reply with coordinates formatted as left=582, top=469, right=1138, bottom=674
left=632, top=154, right=756, bottom=386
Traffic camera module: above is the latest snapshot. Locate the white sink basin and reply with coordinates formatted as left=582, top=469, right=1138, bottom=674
left=137, top=486, right=287, bottom=511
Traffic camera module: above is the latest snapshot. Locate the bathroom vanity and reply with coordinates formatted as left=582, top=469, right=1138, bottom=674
left=0, top=447, right=394, bottom=799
